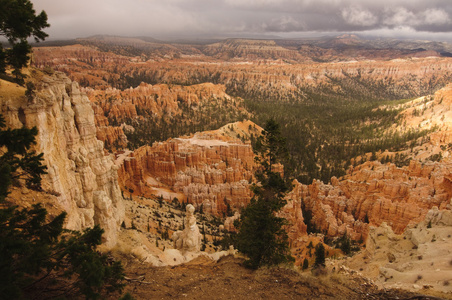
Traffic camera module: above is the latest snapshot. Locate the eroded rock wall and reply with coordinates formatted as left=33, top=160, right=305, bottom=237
left=118, top=128, right=255, bottom=215
left=293, top=159, right=452, bottom=241
left=1, top=71, right=124, bottom=247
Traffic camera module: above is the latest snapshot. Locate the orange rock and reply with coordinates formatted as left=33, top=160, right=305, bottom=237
left=295, top=159, right=452, bottom=242
left=117, top=127, right=255, bottom=215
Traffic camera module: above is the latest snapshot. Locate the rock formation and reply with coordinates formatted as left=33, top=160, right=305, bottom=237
left=280, top=183, right=308, bottom=249
left=30, top=41, right=452, bottom=254
left=172, top=204, right=202, bottom=253
left=292, top=158, right=452, bottom=242
left=82, top=80, right=244, bottom=149
left=117, top=121, right=258, bottom=215
left=0, top=71, right=124, bottom=248
left=34, top=43, right=452, bottom=96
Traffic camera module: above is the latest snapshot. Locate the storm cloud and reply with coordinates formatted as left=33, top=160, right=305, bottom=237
left=32, top=0, right=452, bottom=40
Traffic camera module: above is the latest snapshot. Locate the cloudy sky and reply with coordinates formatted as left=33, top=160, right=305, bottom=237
left=32, top=0, right=452, bottom=41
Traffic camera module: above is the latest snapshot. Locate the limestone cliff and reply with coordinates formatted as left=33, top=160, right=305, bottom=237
left=0, top=71, right=124, bottom=247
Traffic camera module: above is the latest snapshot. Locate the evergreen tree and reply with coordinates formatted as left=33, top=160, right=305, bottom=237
left=234, top=119, right=293, bottom=269
left=338, top=233, right=351, bottom=255
left=0, top=0, right=49, bottom=81
left=253, top=118, right=288, bottom=176
left=0, top=205, right=125, bottom=299
left=0, top=113, right=46, bottom=201
left=314, top=243, right=326, bottom=267
left=302, top=258, right=309, bottom=270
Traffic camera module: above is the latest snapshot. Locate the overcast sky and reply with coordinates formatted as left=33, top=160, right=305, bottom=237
left=32, top=0, right=452, bottom=41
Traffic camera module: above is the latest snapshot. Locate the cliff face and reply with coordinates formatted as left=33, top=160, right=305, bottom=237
left=0, top=71, right=124, bottom=248
left=117, top=122, right=257, bottom=215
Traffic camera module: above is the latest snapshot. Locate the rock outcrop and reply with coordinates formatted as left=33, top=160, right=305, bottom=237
left=83, top=81, right=242, bottom=149
left=85, top=82, right=232, bottom=122
left=96, top=126, right=128, bottom=150
left=172, top=204, right=202, bottom=253
left=117, top=122, right=257, bottom=215
left=0, top=71, right=124, bottom=247
left=280, top=183, right=308, bottom=249
left=293, top=159, right=452, bottom=242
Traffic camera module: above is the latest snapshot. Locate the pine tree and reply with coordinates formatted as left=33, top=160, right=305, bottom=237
left=314, top=243, right=326, bottom=267
left=0, top=113, right=46, bottom=201
left=338, top=233, right=351, bottom=255
left=302, top=258, right=309, bottom=270
left=0, top=0, right=50, bottom=82
left=234, top=119, right=293, bottom=269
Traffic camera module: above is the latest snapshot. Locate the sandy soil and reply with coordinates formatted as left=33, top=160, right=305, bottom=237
left=117, top=256, right=438, bottom=300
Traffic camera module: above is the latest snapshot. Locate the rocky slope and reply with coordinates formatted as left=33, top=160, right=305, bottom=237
left=340, top=207, right=452, bottom=295
left=120, top=255, right=430, bottom=300
left=291, top=159, right=452, bottom=241
left=0, top=70, right=124, bottom=247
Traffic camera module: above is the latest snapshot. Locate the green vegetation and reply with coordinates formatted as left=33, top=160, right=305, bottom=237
left=124, top=96, right=248, bottom=150
left=234, top=119, right=293, bottom=269
left=242, top=82, right=435, bottom=184
left=314, top=243, right=326, bottom=267
left=0, top=206, right=125, bottom=299
left=302, top=258, right=309, bottom=270
left=0, top=0, right=49, bottom=82
left=0, top=113, right=126, bottom=299
left=337, top=233, right=352, bottom=255
left=0, top=114, right=46, bottom=202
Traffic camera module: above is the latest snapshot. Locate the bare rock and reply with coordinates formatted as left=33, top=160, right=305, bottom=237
left=172, top=204, right=202, bottom=253
left=1, top=72, right=124, bottom=248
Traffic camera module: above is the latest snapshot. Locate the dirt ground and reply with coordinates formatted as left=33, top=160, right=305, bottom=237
left=116, top=255, right=446, bottom=300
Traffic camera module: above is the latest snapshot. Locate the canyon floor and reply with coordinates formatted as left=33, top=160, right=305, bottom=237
left=117, top=255, right=447, bottom=300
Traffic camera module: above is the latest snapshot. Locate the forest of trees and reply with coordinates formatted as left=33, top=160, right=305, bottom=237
left=231, top=72, right=441, bottom=184
left=244, top=88, right=434, bottom=184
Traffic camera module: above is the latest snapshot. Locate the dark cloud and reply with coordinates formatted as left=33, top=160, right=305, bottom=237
left=31, top=0, right=452, bottom=40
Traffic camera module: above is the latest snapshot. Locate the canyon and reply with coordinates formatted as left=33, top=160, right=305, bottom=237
left=115, top=80, right=452, bottom=232
left=2, top=35, right=452, bottom=297
left=29, top=37, right=452, bottom=238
